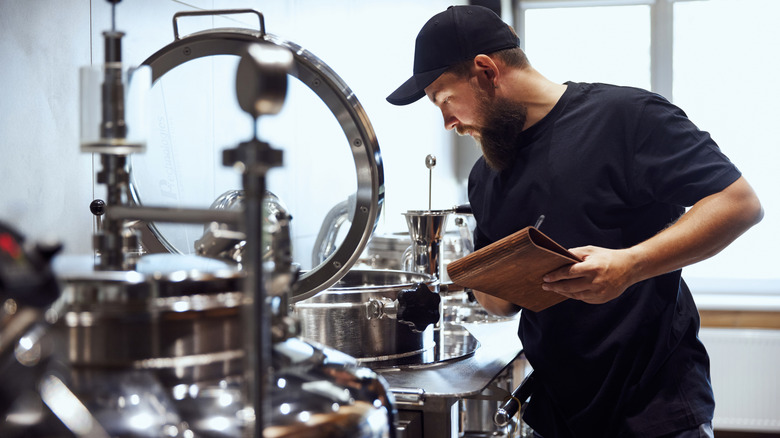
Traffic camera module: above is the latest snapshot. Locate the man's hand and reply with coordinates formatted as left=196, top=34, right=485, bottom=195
left=542, top=246, right=641, bottom=304
left=541, top=177, right=763, bottom=305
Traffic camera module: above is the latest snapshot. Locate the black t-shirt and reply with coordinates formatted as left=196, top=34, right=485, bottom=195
left=468, top=82, right=741, bottom=437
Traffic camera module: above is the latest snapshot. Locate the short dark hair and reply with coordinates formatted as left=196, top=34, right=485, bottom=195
left=446, top=47, right=530, bottom=78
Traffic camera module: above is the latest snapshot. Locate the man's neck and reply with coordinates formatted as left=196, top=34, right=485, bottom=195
left=501, top=68, right=567, bottom=130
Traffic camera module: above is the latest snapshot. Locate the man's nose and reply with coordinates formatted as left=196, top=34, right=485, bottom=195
left=443, top=112, right=458, bottom=131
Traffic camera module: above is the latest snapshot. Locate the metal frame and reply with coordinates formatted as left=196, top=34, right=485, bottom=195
left=135, top=21, right=385, bottom=301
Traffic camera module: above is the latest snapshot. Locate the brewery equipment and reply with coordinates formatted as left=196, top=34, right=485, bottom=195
left=293, top=149, right=527, bottom=437
left=73, top=6, right=297, bottom=432
left=295, top=270, right=439, bottom=362
left=2, top=4, right=396, bottom=437
left=402, top=210, right=450, bottom=280
left=1, top=4, right=530, bottom=436
left=0, top=222, right=66, bottom=437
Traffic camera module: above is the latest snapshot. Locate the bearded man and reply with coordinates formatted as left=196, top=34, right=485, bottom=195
left=387, top=5, right=762, bottom=438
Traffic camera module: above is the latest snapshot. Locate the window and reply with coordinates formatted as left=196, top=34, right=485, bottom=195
left=518, top=0, right=778, bottom=284
left=523, top=4, right=651, bottom=90
left=672, top=0, right=779, bottom=281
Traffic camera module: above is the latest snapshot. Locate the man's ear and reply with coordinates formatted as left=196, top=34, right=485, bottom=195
left=473, top=54, right=499, bottom=88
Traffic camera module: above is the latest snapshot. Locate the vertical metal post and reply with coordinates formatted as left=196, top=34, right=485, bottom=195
left=230, top=43, right=292, bottom=436
left=224, top=138, right=283, bottom=437
left=243, top=144, right=271, bottom=436
left=96, top=154, right=129, bottom=270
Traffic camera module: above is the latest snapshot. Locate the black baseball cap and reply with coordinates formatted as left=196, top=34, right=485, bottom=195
left=386, top=5, right=519, bottom=106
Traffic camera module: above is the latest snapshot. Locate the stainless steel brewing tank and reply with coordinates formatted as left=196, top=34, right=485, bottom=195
left=53, top=255, right=246, bottom=385
left=293, top=270, right=437, bottom=361
left=47, top=254, right=248, bottom=436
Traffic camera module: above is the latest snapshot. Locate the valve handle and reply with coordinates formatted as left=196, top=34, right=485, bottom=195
left=396, top=282, right=440, bottom=333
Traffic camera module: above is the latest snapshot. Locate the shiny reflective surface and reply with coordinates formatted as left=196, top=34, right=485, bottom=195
left=49, top=255, right=251, bottom=436
left=53, top=370, right=187, bottom=437
left=367, top=322, right=480, bottom=371
left=55, top=255, right=246, bottom=385
left=402, top=210, right=450, bottom=280
left=194, top=190, right=290, bottom=264
left=361, top=228, right=473, bottom=285
left=1, top=9, right=398, bottom=437
left=293, top=270, right=436, bottom=361
left=267, top=338, right=394, bottom=438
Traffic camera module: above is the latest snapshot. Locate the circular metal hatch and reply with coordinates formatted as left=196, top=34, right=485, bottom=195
left=134, top=11, right=384, bottom=302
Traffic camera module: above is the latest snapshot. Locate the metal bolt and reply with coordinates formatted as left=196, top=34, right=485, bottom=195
left=353, top=139, right=363, bottom=147
left=183, top=47, right=192, bottom=56
left=366, top=299, right=382, bottom=319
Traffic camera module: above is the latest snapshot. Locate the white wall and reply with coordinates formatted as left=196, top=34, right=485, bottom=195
left=0, top=1, right=94, bottom=254
left=0, top=0, right=469, bottom=267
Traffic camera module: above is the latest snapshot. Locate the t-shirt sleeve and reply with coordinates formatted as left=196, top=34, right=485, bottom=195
left=629, top=93, right=741, bottom=207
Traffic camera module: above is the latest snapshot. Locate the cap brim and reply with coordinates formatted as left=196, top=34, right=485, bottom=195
left=386, top=66, right=450, bottom=106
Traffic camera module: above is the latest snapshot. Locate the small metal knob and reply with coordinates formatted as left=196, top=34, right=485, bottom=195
left=90, top=199, right=106, bottom=216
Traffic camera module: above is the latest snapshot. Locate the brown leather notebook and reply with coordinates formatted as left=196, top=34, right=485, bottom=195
left=446, top=226, right=582, bottom=312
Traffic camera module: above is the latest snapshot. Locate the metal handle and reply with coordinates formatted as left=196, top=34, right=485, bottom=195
left=389, top=387, right=425, bottom=405
left=172, top=9, right=265, bottom=40
left=494, top=371, right=536, bottom=427
left=452, top=203, right=472, bottom=215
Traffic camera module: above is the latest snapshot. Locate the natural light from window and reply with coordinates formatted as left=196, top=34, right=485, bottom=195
left=673, top=0, right=779, bottom=282
left=522, top=0, right=777, bottom=285
left=524, top=5, right=651, bottom=90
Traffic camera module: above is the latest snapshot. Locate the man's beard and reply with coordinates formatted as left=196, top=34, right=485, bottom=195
left=457, top=89, right=527, bottom=172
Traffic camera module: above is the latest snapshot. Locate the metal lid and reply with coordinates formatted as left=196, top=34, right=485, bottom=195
left=55, top=254, right=245, bottom=311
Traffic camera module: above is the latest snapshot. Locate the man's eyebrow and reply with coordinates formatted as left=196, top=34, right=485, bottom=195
left=430, top=90, right=440, bottom=104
